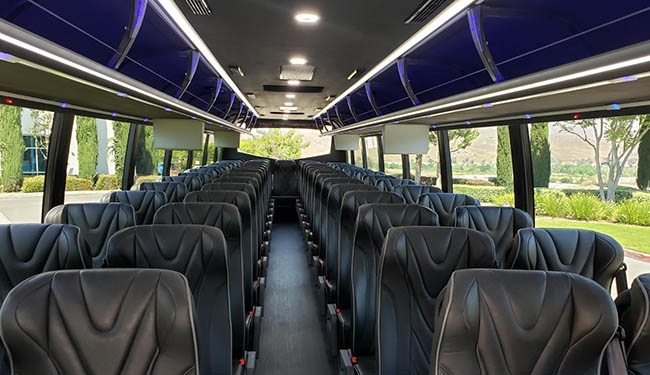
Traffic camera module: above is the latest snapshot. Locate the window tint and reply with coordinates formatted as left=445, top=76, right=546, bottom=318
left=451, top=126, right=512, bottom=206
left=530, top=118, right=650, bottom=283
left=365, top=136, right=379, bottom=171
left=0, top=106, right=54, bottom=223
left=409, top=132, right=440, bottom=187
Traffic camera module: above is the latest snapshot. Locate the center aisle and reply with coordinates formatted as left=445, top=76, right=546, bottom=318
left=257, top=223, right=337, bottom=375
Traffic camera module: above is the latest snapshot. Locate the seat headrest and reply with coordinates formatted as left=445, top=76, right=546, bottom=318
left=432, top=269, right=618, bottom=375
left=0, top=269, right=199, bottom=375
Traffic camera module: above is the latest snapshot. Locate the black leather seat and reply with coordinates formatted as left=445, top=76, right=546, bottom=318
left=139, top=181, right=188, bottom=202
left=162, top=175, right=202, bottom=191
left=184, top=190, right=262, bottom=308
left=44, top=203, right=135, bottom=268
left=431, top=269, right=619, bottom=375
left=0, top=269, right=199, bottom=375
left=103, top=190, right=166, bottom=225
left=391, top=184, right=442, bottom=204
left=375, top=178, right=416, bottom=192
left=152, top=202, right=256, bottom=357
left=0, top=224, right=89, bottom=374
left=617, top=274, right=650, bottom=374
left=454, top=206, right=533, bottom=267
left=105, top=225, right=248, bottom=374
left=510, top=228, right=624, bottom=291
left=348, top=204, right=438, bottom=360
left=374, top=227, right=497, bottom=375
left=417, top=192, right=480, bottom=226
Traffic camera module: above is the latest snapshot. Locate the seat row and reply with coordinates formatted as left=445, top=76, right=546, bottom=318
left=297, top=161, right=647, bottom=375
left=0, top=159, right=275, bottom=375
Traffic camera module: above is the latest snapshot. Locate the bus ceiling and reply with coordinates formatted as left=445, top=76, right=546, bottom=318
left=0, top=1, right=649, bottom=131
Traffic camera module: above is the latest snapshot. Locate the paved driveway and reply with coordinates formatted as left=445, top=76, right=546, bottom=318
left=0, top=191, right=109, bottom=223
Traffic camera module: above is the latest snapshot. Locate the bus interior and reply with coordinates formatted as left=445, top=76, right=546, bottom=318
left=0, top=1, right=650, bottom=374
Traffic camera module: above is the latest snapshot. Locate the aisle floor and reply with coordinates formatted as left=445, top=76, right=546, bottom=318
left=256, top=223, right=337, bottom=375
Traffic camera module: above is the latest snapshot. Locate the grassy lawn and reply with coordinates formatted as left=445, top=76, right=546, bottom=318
left=536, top=217, right=650, bottom=255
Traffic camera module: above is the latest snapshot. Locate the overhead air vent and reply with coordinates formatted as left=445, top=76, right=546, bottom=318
left=404, top=0, right=447, bottom=24
left=185, top=0, right=212, bottom=15
left=280, top=65, right=316, bottom=81
left=263, top=85, right=323, bottom=93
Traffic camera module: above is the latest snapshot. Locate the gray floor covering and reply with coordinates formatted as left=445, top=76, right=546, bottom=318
left=256, top=223, right=337, bottom=375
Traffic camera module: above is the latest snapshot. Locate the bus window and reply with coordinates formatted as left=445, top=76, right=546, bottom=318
left=452, top=126, right=513, bottom=205
left=238, top=128, right=331, bottom=159
left=0, top=105, right=53, bottom=223
left=134, top=125, right=163, bottom=186
left=409, top=132, right=441, bottom=188
left=63, top=117, right=129, bottom=203
left=531, top=118, right=650, bottom=281
left=383, top=153, right=403, bottom=178
left=354, top=138, right=363, bottom=166
left=365, top=136, right=379, bottom=171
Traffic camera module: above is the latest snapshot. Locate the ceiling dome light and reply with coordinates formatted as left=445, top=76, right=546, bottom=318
left=286, top=94, right=296, bottom=99
left=290, top=57, right=308, bottom=65
left=285, top=102, right=293, bottom=106
left=287, top=80, right=300, bottom=86
left=295, top=13, right=320, bottom=23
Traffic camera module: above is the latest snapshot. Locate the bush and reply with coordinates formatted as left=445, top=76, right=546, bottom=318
left=66, top=176, right=93, bottom=191
left=565, top=193, right=613, bottom=221
left=492, top=192, right=515, bottom=207
left=453, top=178, right=494, bottom=186
left=0, top=105, right=24, bottom=192
left=94, top=174, right=119, bottom=190
left=535, top=190, right=568, bottom=217
left=562, top=189, right=633, bottom=202
left=616, top=201, right=650, bottom=226
left=631, top=192, right=650, bottom=203
left=453, top=185, right=507, bottom=204
left=21, top=175, right=45, bottom=193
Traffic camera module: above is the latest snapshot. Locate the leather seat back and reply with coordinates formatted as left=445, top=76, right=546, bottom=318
left=105, top=191, right=166, bottom=225
left=184, top=190, right=256, bottom=310
left=325, top=184, right=378, bottom=280
left=418, top=193, right=480, bottom=226
left=153, top=202, right=246, bottom=357
left=510, top=228, right=624, bottom=290
left=377, top=227, right=497, bottom=374
left=272, top=160, right=298, bottom=196
left=105, top=225, right=233, bottom=374
left=44, top=203, right=135, bottom=268
left=161, top=175, right=202, bottom=191
left=139, top=181, right=188, bottom=202
left=617, top=274, right=650, bottom=374
left=351, top=204, right=438, bottom=355
left=431, top=269, right=618, bottom=375
left=202, top=182, right=259, bottom=243
left=318, top=178, right=362, bottom=248
left=0, top=269, right=199, bottom=375
left=375, top=178, right=416, bottom=192
left=454, top=206, right=533, bottom=267
left=337, top=191, right=405, bottom=309
left=391, top=184, right=442, bottom=204
left=178, top=172, right=211, bottom=186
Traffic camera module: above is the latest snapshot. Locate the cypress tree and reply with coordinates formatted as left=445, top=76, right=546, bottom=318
left=496, top=126, right=513, bottom=186
left=0, top=105, right=25, bottom=192
left=531, top=123, right=551, bottom=187
left=111, top=122, right=130, bottom=182
left=638, top=115, right=650, bottom=190
left=135, top=126, right=155, bottom=175
left=75, top=116, right=98, bottom=181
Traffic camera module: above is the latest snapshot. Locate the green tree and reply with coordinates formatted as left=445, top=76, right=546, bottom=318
left=638, top=115, right=650, bottom=190
left=559, top=116, right=650, bottom=201
left=110, top=122, right=130, bottom=182
left=413, top=129, right=479, bottom=183
left=28, top=109, right=52, bottom=161
left=0, top=105, right=25, bottom=191
left=135, top=126, right=155, bottom=176
left=530, top=123, right=551, bottom=187
left=239, top=129, right=309, bottom=159
left=496, top=126, right=513, bottom=186
left=75, top=116, right=98, bottom=181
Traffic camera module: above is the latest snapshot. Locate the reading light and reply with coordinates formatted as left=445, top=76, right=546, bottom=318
left=316, top=0, right=475, bottom=117
left=290, top=57, right=307, bottom=65
left=60, top=102, right=68, bottom=108
left=288, top=80, right=300, bottom=86
left=610, top=103, right=621, bottom=110
left=286, top=94, right=296, bottom=99
left=573, top=114, right=581, bottom=120
left=4, top=98, right=13, bottom=104
left=116, top=92, right=127, bottom=97
left=111, top=112, right=117, bottom=117
left=285, top=102, right=293, bottom=106
left=524, top=114, right=532, bottom=119
left=295, top=13, right=320, bottom=24
left=150, top=0, right=259, bottom=117
left=347, top=69, right=358, bottom=80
